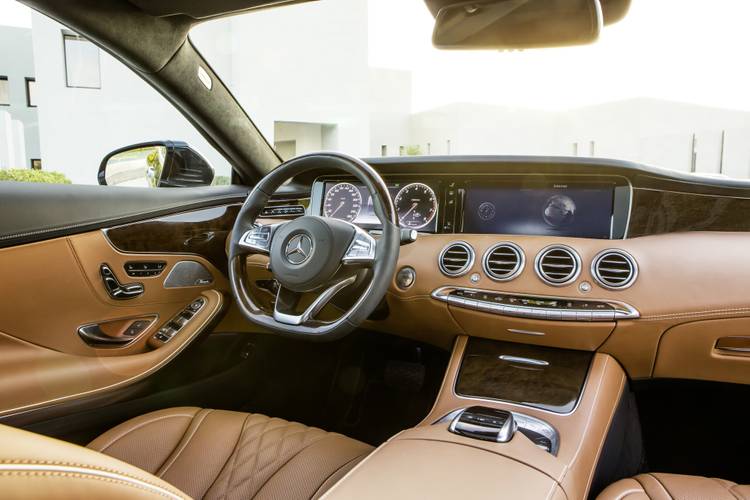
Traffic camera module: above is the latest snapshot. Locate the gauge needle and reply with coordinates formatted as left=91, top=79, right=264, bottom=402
left=401, top=202, right=418, bottom=219
left=329, top=201, right=345, bottom=217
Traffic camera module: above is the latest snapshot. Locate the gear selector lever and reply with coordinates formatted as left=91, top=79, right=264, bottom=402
left=448, top=406, right=517, bottom=443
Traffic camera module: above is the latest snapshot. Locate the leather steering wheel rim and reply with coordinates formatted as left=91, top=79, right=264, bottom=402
left=228, top=151, right=400, bottom=341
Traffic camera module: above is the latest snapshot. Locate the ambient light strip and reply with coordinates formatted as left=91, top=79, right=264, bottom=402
left=431, top=286, right=639, bottom=322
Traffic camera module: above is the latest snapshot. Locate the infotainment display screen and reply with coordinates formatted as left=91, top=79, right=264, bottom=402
left=462, top=182, right=615, bottom=238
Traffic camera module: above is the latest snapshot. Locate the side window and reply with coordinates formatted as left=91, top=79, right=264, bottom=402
left=0, top=4, right=232, bottom=186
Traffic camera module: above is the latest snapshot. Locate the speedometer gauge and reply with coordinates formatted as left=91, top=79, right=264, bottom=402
left=323, top=182, right=363, bottom=222
left=394, top=183, right=438, bottom=229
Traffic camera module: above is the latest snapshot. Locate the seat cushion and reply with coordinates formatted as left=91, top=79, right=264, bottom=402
left=88, top=407, right=373, bottom=500
left=598, top=473, right=750, bottom=500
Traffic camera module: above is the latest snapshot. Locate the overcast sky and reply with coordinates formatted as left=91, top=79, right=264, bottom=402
left=3, top=0, right=750, bottom=113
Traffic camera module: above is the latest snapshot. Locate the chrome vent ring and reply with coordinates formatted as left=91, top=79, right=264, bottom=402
left=592, top=250, right=638, bottom=289
left=482, top=242, right=524, bottom=281
left=438, top=241, right=475, bottom=277
left=534, top=245, right=581, bottom=286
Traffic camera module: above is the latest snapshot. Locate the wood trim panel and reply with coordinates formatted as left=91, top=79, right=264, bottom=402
left=104, top=204, right=240, bottom=274
left=628, top=188, right=750, bottom=237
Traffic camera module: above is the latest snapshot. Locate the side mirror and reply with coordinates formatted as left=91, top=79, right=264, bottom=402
left=98, top=141, right=215, bottom=187
left=431, top=0, right=620, bottom=50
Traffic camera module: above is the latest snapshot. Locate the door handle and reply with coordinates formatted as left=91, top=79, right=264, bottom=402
left=78, top=324, right=134, bottom=346
left=100, top=264, right=144, bottom=300
left=77, top=317, right=155, bottom=348
left=715, top=336, right=750, bottom=353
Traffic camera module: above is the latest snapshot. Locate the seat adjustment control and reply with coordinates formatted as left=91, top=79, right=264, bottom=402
left=125, top=261, right=167, bottom=277
left=100, top=264, right=144, bottom=300
left=449, top=406, right=517, bottom=443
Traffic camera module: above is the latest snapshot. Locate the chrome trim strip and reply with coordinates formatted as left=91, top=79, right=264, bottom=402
left=498, top=355, right=549, bottom=366
left=431, top=286, right=640, bottom=321
left=506, top=328, right=546, bottom=336
left=273, top=276, right=357, bottom=326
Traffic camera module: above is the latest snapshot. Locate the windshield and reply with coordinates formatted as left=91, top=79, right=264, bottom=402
left=191, top=0, right=750, bottom=178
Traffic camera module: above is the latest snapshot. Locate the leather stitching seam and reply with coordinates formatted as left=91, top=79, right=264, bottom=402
left=222, top=415, right=273, bottom=499
left=0, top=460, right=184, bottom=497
left=644, top=473, right=675, bottom=500
left=310, top=451, right=371, bottom=499
left=205, top=412, right=253, bottom=500
left=94, top=413, right=197, bottom=453
left=0, top=470, right=179, bottom=499
left=642, top=309, right=750, bottom=321
left=711, top=478, right=742, bottom=500
left=157, top=409, right=213, bottom=478
left=251, top=433, right=336, bottom=498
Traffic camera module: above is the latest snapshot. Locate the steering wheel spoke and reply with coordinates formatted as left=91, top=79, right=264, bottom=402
left=238, top=222, right=285, bottom=254
left=342, top=226, right=377, bottom=266
left=273, top=276, right=357, bottom=326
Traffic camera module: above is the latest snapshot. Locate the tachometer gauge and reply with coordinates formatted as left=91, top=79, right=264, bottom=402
left=323, top=182, right=363, bottom=222
left=394, top=182, right=438, bottom=229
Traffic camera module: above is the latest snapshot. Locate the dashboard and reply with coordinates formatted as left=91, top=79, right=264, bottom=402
left=256, top=155, right=750, bottom=386
left=311, top=175, right=630, bottom=239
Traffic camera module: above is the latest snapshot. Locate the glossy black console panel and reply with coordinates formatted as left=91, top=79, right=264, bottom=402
left=455, top=337, right=593, bottom=414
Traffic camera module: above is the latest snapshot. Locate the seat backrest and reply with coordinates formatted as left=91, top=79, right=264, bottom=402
left=0, top=423, right=190, bottom=499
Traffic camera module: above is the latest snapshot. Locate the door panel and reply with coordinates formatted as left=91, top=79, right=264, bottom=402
left=0, top=229, right=227, bottom=417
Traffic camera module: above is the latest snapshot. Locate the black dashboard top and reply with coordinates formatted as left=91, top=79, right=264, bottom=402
left=280, top=155, right=750, bottom=239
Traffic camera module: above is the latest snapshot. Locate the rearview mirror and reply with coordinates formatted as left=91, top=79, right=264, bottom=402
left=431, top=0, right=623, bottom=50
left=98, top=141, right=215, bottom=187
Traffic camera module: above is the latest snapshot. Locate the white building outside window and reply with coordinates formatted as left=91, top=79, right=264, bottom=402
left=0, top=76, right=9, bottom=105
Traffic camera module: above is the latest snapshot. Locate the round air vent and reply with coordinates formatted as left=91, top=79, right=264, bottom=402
left=534, top=245, right=581, bottom=286
left=592, top=250, right=638, bottom=289
left=438, top=241, right=475, bottom=277
left=482, top=242, right=524, bottom=281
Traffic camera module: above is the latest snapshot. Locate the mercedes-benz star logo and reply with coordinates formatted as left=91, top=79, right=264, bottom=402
left=285, top=234, right=313, bottom=265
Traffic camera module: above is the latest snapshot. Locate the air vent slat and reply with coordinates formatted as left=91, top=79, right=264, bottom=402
left=439, top=242, right=474, bottom=277
left=482, top=243, right=524, bottom=281
left=541, top=263, right=574, bottom=269
left=535, top=246, right=580, bottom=286
left=593, top=250, right=637, bottom=289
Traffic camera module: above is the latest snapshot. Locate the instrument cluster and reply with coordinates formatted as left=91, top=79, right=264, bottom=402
left=319, top=180, right=440, bottom=232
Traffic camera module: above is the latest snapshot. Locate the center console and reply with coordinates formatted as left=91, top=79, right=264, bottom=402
left=321, top=336, right=631, bottom=500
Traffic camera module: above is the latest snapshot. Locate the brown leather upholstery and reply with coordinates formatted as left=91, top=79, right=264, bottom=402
left=598, top=473, right=750, bottom=500
left=0, top=422, right=188, bottom=499
left=88, top=407, right=373, bottom=500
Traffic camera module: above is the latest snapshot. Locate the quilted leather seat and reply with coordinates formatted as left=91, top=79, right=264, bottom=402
left=598, top=473, right=750, bottom=500
left=87, top=407, right=373, bottom=500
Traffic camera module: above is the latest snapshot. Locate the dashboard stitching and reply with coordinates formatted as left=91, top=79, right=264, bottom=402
left=641, top=308, right=750, bottom=321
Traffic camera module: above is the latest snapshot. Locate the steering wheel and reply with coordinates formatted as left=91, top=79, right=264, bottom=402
left=228, top=152, right=400, bottom=341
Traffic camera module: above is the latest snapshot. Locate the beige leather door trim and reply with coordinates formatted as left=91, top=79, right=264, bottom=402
left=0, top=289, right=223, bottom=419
